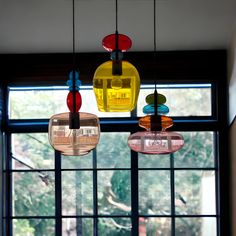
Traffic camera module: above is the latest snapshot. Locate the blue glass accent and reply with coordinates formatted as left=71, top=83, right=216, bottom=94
left=67, top=71, right=81, bottom=91
left=143, top=104, right=169, bottom=115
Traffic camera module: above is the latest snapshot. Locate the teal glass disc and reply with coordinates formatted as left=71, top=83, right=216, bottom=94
left=143, top=104, right=169, bottom=115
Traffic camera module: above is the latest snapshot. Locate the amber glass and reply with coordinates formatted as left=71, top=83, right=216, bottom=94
left=128, top=131, right=184, bottom=154
left=139, top=115, right=173, bottom=131
left=93, top=61, right=140, bottom=112
left=48, top=112, right=100, bottom=156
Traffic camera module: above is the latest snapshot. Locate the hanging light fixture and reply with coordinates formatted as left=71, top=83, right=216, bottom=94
left=48, top=0, right=100, bottom=156
left=93, top=0, right=140, bottom=112
left=127, top=0, right=184, bottom=154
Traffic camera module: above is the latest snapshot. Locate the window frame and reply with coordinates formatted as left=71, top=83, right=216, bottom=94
left=0, top=50, right=229, bottom=236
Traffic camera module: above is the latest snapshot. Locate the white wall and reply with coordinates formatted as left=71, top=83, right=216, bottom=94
left=228, top=23, right=236, bottom=236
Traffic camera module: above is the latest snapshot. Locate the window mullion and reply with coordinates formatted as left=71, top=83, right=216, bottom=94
left=131, top=150, right=139, bottom=236
left=93, top=149, right=98, bottom=236
left=170, top=153, right=176, bottom=236
left=55, top=151, right=62, bottom=236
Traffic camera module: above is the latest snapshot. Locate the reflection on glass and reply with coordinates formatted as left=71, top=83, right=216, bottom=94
left=12, top=172, right=55, bottom=216
left=81, top=88, right=131, bottom=117
left=175, top=217, right=216, bottom=236
left=62, top=171, right=93, bottom=216
left=97, top=171, right=131, bottom=215
left=139, top=171, right=171, bottom=215
left=175, top=171, right=216, bottom=215
left=97, top=133, right=130, bottom=168
left=62, top=218, right=93, bottom=236
left=174, top=132, right=215, bottom=168
left=137, top=86, right=211, bottom=117
left=61, top=152, right=93, bottom=169
left=12, top=133, right=54, bottom=169
left=13, top=219, right=55, bottom=236
left=139, top=217, right=171, bottom=236
left=98, top=218, right=132, bottom=235
left=138, top=153, right=170, bottom=168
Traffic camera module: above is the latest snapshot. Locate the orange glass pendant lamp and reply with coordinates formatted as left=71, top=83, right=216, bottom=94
left=128, top=90, right=184, bottom=154
left=93, top=32, right=140, bottom=112
left=49, top=71, right=100, bottom=156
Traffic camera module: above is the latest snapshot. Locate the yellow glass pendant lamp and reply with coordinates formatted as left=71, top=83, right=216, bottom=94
left=93, top=0, right=140, bottom=112
left=93, top=59, right=140, bottom=112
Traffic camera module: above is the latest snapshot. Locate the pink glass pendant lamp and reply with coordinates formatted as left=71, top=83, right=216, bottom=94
left=128, top=90, right=184, bottom=154
left=93, top=0, right=140, bottom=112
left=48, top=71, right=100, bottom=156
left=48, top=0, right=100, bottom=156
left=128, top=0, right=184, bottom=154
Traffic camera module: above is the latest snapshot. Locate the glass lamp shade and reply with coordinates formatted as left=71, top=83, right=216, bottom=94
left=102, top=33, right=132, bottom=52
left=146, top=93, right=166, bottom=104
left=128, top=131, right=184, bottom=154
left=143, top=104, right=169, bottom=115
left=93, top=61, right=140, bottom=112
left=139, top=115, right=173, bottom=131
left=48, top=112, right=100, bottom=156
left=67, top=91, right=82, bottom=112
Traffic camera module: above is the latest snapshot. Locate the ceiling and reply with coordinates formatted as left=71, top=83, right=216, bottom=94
left=0, top=0, right=236, bottom=54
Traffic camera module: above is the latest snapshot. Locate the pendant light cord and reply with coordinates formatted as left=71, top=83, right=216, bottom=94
left=115, top=0, right=119, bottom=61
left=115, top=0, right=119, bottom=53
left=153, top=0, right=158, bottom=116
left=154, top=0, right=157, bottom=90
left=115, top=0, right=118, bottom=32
left=72, top=0, right=76, bottom=114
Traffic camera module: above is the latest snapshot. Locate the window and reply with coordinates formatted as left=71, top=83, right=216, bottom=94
left=1, top=51, right=229, bottom=236
left=2, top=82, right=219, bottom=236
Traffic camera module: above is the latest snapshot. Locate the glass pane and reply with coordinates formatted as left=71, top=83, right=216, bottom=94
left=139, top=217, right=171, bottom=236
left=97, top=133, right=130, bottom=168
left=62, top=218, right=93, bottom=236
left=139, top=171, right=171, bottom=215
left=98, top=218, right=132, bottom=235
left=174, top=132, right=215, bottom=168
left=9, top=87, right=130, bottom=119
left=175, top=217, right=217, bottom=236
left=62, top=171, right=93, bottom=216
left=175, top=171, right=216, bottom=215
left=138, top=154, right=170, bottom=168
left=12, top=172, right=55, bottom=216
left=98, top=170, right=131, bottom=215
left=13, top=219, right=55, bottom=236
left=137, top=84, right=212, bottom=117
left=61, top=152, right=93, bottom=169
left=12, top=133, right=54, bottom=169
left=9, top=89, right=68, bottom=119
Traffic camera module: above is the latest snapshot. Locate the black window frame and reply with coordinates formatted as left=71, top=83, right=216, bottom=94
left=0, top=50, right=229, bottom=236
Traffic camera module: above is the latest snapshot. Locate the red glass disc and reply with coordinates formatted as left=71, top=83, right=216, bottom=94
left=102, top=34, right=132, bottom=52
left=67, top=91, right=82, bottom=112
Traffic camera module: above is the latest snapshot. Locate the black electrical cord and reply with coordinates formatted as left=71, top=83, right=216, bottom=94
left=72, top=0, right=76, bottom=114
left=153, top=0, right=158, bottom=117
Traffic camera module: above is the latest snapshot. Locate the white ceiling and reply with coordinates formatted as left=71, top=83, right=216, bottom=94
left=0, top=0, right=236, bottom=53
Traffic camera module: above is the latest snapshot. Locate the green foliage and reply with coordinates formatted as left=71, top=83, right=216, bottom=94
left=111, top=170, right=131, bottom=205
left=13, top=219, right=35, bottom=236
